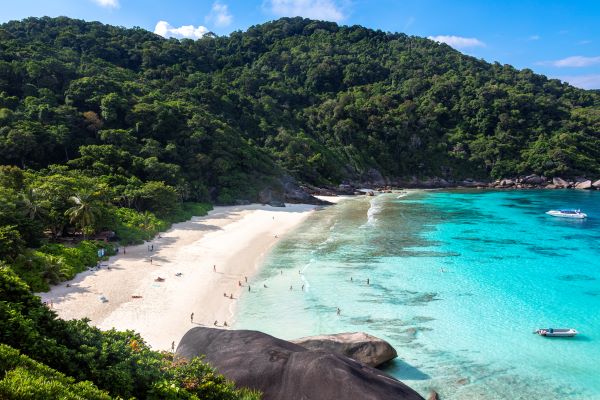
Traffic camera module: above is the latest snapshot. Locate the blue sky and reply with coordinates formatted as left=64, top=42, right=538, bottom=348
left=2, top=0, right=599, bottom=89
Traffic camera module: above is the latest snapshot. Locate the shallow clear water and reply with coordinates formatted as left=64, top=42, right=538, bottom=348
left=234, top=190, right=600, bottom=399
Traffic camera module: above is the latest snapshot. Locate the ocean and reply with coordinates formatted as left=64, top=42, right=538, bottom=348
left=234, top=189, right=600, bottom=399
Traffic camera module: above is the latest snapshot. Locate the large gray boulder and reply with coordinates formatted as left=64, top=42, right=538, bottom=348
left=575, top=180, right=592, bottom=190
left=553, top=177, right=570, bottom=188
left=176, top=327, right=423, bottom=400
left=362, top=168, right=386, bottom=187
left=291, top=332, right=397, bottom=367
left=522, top=174, right=546, bottom=185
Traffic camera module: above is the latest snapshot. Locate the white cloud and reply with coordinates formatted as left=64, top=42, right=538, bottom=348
left=154, top=21, right=209, bottom=39
left=559, top=74, right=600, bottom=89
left=266, top=0, right=345, bottom=22
left=545, top=55, right=600, bottom=67
left=428, top=35, right=485, bottom=49
left=205, top=2, right=233, bottom=27
left=528, top=35, right=540, bottom=41
left=92, top=0, right=119, bottom=8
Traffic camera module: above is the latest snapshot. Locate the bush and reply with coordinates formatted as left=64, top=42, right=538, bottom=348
left=0, top=344, right=111, bottom=400
left=38, top=241, right=113, bottom=277
left=110, top=207, right=168, bottom=244
left=166, top=202, right=213, bottom=224
left=149, top=356, right=261, bottom=400
left=0, top=225, right=25, bottom=262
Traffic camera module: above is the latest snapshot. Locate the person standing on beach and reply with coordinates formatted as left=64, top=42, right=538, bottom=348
left=248, top=285, right=251, bottom=292
left=245, top=276, right=247, bottom=283
left=213, top=265, right=216, bottom=272
left=367, top=278, right=370, bottom=285
left=190, top=313, right=194, bottom=323
left=150, top=257, right=152, bottom=264
left=171, top=341, right=175, bottom=352
left=151, top=244, right=154, bottom=251
left=123, top=247, right=126, bottom=254
left=337, top=307, right=341, bottom=315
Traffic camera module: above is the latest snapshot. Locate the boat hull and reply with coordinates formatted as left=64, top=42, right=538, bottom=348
left=545, top=211, right=587, bottom=219
left=536, top=329, right=577, bottom=337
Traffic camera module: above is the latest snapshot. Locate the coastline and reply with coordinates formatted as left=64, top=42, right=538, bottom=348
left=39, top=202, right=331, bottom=351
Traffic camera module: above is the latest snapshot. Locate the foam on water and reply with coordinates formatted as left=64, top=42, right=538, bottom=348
left=363, top=195, right=384, bottom=227
left=234, top=190, right=600, bottom=399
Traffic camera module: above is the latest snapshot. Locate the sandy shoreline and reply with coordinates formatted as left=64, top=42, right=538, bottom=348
left=39, top=201, right=338, bottom=351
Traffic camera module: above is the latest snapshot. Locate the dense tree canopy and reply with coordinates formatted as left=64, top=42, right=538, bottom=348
left=0, top=16, right=598, bottom=190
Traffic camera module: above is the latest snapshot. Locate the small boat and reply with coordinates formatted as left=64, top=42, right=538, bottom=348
left=535, top=328, right=578, bottom=337
left=545, top=209, right=587, bottom=219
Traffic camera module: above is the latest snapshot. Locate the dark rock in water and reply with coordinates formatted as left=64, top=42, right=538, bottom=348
left=268, top=200, right=285, bottom=207
left=558, top=274, right=596, bottom=281
left=456, top=377, right=470, bottom=385
left=290, top=332, right=397, bottom=367
left=176, top=327, right=423, bottom=400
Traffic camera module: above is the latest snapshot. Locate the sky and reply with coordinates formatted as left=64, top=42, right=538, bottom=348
left=1, top=0, right=599, bottom=89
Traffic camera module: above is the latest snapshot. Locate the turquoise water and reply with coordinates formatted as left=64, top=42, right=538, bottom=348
left=234, top=190, right=600, bottom=399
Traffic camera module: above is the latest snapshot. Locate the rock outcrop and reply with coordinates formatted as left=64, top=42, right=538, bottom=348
left=259, top=176, right=331, bottom=205
left=498, top=178, right=515, bottom=188
left=361, top=168, right=386, bottom=187
left=290, top=332, right=397, bottom=367
left=594, top=179, right=600, bottom=189
left=176, top=327, right=423, bottom=400
left=552, top=177, right=570, bottom=188
left=574, top=180, right=592, bottom=190
left=522, top=174, right=546, bottom=185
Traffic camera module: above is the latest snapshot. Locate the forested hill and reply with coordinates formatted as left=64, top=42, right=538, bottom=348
left=1, top=16, right=599, bottom=201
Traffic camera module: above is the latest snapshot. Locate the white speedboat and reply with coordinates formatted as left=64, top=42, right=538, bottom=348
left=535, top=328, right=578, bottom=337
left=546, top=209, right=587, bottom=219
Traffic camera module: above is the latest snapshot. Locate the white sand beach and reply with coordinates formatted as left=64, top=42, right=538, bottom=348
left=39, top=202, right=324, bottom=351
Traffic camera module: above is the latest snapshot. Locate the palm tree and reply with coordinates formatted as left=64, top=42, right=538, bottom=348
left=65, top=192, right=100, bottom=239
left=139, top=211, right=157, bottom=239
left=20, top=188, right=47, bottom=220
left=42, top=255, right=69, bottom=284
